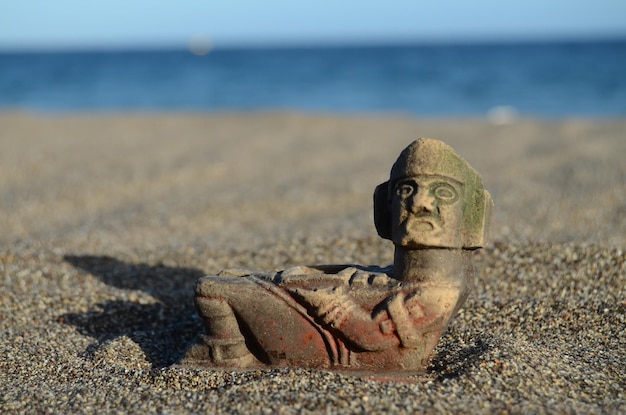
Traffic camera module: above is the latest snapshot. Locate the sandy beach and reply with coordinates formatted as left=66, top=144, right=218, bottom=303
left=1, top=112, right=624, bottom=413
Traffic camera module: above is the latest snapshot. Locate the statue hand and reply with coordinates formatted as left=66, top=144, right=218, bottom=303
left=291, top=285, right=349, bottom=313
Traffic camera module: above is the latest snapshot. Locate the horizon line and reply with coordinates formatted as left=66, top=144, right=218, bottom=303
left=1, top=33, right=625, bottom=54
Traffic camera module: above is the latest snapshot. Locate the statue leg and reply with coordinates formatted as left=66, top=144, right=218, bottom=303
left=181, top=275, right=334, bottom=368
left=180, top=278, right=261, bottom=368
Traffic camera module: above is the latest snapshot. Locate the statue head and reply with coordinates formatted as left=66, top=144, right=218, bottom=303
left=374, top=138, right=492, bottom=249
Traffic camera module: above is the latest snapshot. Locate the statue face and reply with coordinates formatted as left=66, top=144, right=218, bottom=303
left=391, top=175, right=464, bottom=249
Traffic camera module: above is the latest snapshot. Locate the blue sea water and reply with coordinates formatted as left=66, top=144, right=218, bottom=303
left=0, top=40, right=625, bottom=116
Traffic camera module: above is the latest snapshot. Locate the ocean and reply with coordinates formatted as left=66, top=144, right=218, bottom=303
left=0, top=40, right=625, bottom=117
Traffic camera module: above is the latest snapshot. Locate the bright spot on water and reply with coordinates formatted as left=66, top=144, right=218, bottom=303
left=188, top=34, right=213, bottom=56
left=487, top=105, right=519, bottom=125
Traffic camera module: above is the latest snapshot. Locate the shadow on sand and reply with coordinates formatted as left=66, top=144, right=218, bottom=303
left=429, top=335, right=492, bottom=380
left=61, top=255, right=205, bottom=368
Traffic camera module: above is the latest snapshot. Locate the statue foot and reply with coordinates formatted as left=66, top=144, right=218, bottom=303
left=179, top=334, right=261, bottom=369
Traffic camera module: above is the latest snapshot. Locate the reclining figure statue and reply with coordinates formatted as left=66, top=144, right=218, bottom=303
left=180, top=138, right=492, bottom=373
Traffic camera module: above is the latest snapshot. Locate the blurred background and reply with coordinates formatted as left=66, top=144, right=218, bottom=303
left=1, top=0, right=625, bottom=117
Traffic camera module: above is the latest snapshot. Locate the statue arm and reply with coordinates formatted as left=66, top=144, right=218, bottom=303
left=377, top=285, right=463, bottom=348
left=277, top=265, right=358, bottom=286
left=291, top=286, right=399, bottom=351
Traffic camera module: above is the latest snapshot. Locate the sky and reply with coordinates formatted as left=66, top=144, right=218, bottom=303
left=1, top=1, right=625, bottom=51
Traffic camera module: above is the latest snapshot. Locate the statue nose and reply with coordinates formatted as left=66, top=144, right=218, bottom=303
left=410, top=191, right=436, bottom=213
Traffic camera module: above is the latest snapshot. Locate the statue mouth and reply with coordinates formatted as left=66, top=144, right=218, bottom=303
left=407, top=217, right=440, bottom=233
left=411, top=220, right=435, bottom=231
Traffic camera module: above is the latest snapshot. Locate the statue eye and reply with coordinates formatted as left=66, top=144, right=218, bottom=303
left=396, top=183, right=414, bottom=197
left=432, top=183, right=459, bottom=203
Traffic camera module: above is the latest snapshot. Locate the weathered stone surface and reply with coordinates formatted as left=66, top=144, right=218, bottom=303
left=180, top=138, right=493, bottom=374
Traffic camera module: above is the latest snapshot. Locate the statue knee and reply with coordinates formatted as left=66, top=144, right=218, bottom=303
left=193, top=277, right=260, bottom=340
left=194, top=275, right=255, bottom=300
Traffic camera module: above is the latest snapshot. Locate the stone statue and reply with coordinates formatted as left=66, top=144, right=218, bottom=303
left=180, top=138, right=492, bottom=374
